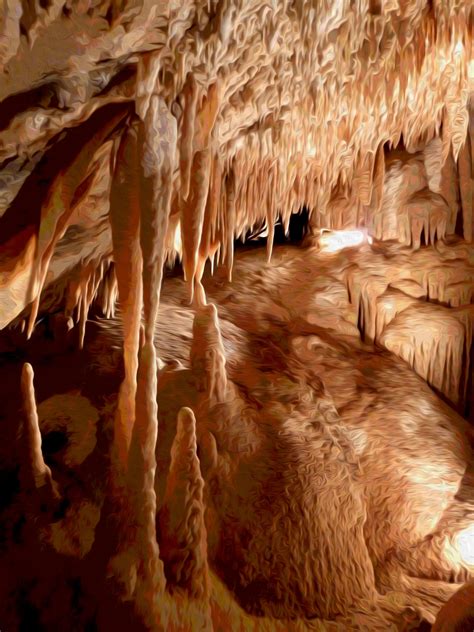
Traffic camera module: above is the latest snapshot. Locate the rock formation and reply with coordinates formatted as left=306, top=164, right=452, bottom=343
left=0, top=1, right=473, bottom=630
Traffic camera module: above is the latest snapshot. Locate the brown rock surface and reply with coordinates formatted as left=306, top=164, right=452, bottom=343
left=0, top=2, right=473, bottom=631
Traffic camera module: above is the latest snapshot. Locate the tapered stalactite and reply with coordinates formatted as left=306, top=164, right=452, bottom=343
left=266, top=169, right=275, bottom=263
left=180, top=148, right=212, bottom=305
left=61, top=258, right=113, bottom=349
left=26, top=136, right=118, bottom=339
left=179, top=75, right=198, bottom=201
left=194, top=156, right=222, bottom=305
left=0, top=3, right=470, bottom=334
left=439, top=149, right=461, bottom=234
left=159, top=407, right=210, bottom=600
left=180, top=82, right=220, bottom=304
left=127, top=96, right=178, bottom=611
left=109, top=123, right=143, bottom=466
left=98, top=262, right=118, bottom=319
left=224, top=171, right=236, bottom=282
left=97, top=120, right=147, bottom=616
left=0, top=107, right=128, bottom=331
left=458, top=108, right=473, bottom=243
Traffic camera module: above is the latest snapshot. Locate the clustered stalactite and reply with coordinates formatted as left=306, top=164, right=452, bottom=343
left=0, top=2, right=472, bottom=328
left=0, top=1, right=473, bottom=630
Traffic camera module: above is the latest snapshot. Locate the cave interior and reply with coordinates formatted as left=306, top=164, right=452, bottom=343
left=0, top=1, right=474, bottom=631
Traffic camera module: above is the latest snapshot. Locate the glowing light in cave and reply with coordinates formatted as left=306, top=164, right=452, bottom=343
left=456, top=524, right=474, bottom=566
left=173, top=221, right=182, bottom=255
left=469, top=60, right=474, bottom=80
left=319, top=229, right=369, bottom=252
left=454, top=40, right=463, bottom=56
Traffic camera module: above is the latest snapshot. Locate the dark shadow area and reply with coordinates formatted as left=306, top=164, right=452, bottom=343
left=0, top=102, right=131, bottom=255
left=236, top=207, right=311, bottom=251
left=0, top=83, right=61, bottom=133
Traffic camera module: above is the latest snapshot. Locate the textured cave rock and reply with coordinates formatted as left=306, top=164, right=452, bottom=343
left=0, top=1, right=474, bottom=631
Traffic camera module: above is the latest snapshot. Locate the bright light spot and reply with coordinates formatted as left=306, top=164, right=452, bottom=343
left=307, top=143, right=317, bottom=157
left=173, top=221, right=182, bottom=255
left=457, top=524, right=474, bottom=565
left=468, top=60, right=474, bottom=80
left=454, top=40, right=463, bottom=56
left=319, top=229, right=367, bottom=253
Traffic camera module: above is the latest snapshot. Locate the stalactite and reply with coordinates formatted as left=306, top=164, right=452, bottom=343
left=194, top=161, right=218, bottom=306
left=341, top=245, right=474, bottom=410
left=266, top=168, right=275, bottom=263
left=458, top=112, right=473, bottom=243
left=22, top=114, right=126, bottom=337
left=179, top=81, right=221, bottom=304
left=0, top=3, right=470, bottom=309
left=379, top=304, right=469, bottom=407
left=98, top=262, right=118, bottom=319
left=179, top=75, right=198, bottom=201
left=346, top=270, right=388, bottom=343
left=423, top=137, right=444, bottom=193
left=180, top=148, right=212, bottom=305
left=127, top=96, right=178, bottom=606
left=159, top=407, right=210, bottom=600
left=225, top=170, right=236, bottom=282
left=109, top=123, right=143, bottom=465
left=61, top=257, right=112, bottom=349
left=439, top=149, right=461, bottom=234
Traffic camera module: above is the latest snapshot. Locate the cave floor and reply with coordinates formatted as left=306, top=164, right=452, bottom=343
left=1, top=237, right=474, bottom=631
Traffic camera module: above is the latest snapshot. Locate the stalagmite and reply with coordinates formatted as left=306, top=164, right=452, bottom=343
left=20, top=363, right=58, bottom=499
left=191, top=303, right=228, bottom=404
left=159, top=407, right=209, bottom=600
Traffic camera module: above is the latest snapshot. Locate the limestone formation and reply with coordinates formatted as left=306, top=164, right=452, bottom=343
left=0, top=1, right=473, bottom=631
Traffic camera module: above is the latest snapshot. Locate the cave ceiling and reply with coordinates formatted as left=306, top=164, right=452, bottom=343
left=1, top=2, right=474, bottom=631
left=0, top=0, right=472, bottom=331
